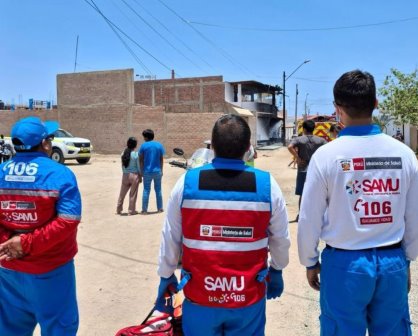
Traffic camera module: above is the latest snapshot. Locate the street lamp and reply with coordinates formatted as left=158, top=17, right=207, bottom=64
left=281, top=60, right=311, bottom=144
left=304, top=93, right=309, bottom=120
left=293, top=84, right=299, bottom=135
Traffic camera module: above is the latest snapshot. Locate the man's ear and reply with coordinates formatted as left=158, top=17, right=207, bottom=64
left=40, top=139, right=52, bottom=152
left=374, top=99, right=378, bottom=109
left=335, top=105, right=343, bottom=119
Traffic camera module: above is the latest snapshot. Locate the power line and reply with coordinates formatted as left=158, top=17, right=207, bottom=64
left=130, top=0, right=214, bottom=72
left=156, top=0, right=256, bottom=78
left=109, top=0, right=162, bottom=52
left=84, top=0, right=152, bottom=75
left=84, top=0, right=174, bottom=74
left=257, top=74, right=332, bottom=83
left=189, top=16, right=418, bottom=32
left=293, top=77, right=332, bottom=83
left=120, top=0, right=207, bottom=73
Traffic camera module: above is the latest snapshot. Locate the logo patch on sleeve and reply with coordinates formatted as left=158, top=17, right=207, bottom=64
left=1, top=201, right=36, bottom=210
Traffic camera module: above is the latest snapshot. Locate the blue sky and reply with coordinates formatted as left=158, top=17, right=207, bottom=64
left=1, top=0, right=417, bottom=116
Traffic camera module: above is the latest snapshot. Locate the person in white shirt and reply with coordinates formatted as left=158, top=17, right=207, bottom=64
left=298, top=70, right=418, bottom=335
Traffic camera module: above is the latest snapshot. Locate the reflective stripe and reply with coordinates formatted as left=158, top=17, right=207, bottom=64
left=183, top=237, right=268, bottom=252
left=58, top=213, right=81, bottom=221
left=0, top=189, right=59, bottom=197
left=182, top=199, right=270, bottom=211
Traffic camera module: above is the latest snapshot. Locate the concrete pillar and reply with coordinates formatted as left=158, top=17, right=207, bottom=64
left=199, top=79, right=204, bottom=112
left=151, top=83, right=155, bottom=107
left=127, top=69, right=134, bottom=135
left=238, top=84, right=242, bottom=105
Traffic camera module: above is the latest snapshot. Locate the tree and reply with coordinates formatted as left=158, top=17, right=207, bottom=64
left=372, top=113, right=393, bottom=132
left=379, top=68, right=418, bottom=125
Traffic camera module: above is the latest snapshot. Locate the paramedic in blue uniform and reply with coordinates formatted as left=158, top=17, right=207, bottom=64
left=157, top=114, right=290, bottom=335
left=297, top=70, right=418, bottom=335
left=0, top=117, right=81, bottom=335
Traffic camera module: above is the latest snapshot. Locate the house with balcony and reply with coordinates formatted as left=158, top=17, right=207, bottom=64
left=225, top=80, right=282, bottom=145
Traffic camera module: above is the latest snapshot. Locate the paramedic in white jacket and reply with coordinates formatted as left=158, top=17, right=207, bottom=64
left=298, top=70, right=418, bottom=335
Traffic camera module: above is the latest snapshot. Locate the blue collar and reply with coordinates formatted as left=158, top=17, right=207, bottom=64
left=338, top=124, right=382, bottom=137
left=212, top=157, right=244, bottom=164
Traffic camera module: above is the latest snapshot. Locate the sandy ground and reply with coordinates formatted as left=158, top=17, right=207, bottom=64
left=33, top=148, right=418, bottom=336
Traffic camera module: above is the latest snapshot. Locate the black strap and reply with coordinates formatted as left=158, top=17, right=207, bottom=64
left=326, top=241, right=402, bottom=252
left=140, top=306, right=156, bottom=326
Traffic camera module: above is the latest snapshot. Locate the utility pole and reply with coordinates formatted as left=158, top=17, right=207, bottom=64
left=281, top=71, right=286, bottom=144
left=304, top=93, right=309, bottom=120
left=294, top=84, right=298, bottom=135
left=73, top=35, right=79, bottom=73
left=281, top=60, right=311, bottom=145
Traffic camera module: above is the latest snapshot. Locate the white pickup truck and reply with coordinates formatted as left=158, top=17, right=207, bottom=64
left=2, top=128, right=93, bottom=165
left=51, top=128, right=93, bottom=164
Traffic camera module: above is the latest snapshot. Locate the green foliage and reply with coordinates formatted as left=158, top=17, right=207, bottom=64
left=379, top=68, right=418, bottom=125
left=372, top=113, right=393, bottom=132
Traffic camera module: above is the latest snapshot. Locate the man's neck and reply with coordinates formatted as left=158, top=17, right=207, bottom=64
left=343, top=117, right=373, bottom=127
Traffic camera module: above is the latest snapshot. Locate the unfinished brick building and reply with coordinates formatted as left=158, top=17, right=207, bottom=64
left=0, top=69, right=282, bottom=156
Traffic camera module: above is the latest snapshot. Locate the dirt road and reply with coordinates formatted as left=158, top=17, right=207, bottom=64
left=34, top=148, right=417, bottom=335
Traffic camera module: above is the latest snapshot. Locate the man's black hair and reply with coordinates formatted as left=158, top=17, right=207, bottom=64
left=211, top=114, right=250, bottom=159
left=333, top=70, right=376, bottom=118
left=302, top=120, right=315, bottom=134
left=12, top=138, right=41, bottom=152
left=142, top=129, right=154, bottom=140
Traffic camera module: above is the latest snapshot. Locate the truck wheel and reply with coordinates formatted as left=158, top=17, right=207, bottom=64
left=51, top=148, right=64, bottom=164
left=76, top=158, right=90, bottom=164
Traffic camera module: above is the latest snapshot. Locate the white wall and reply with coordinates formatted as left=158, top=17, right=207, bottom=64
left=224, top=83, right=234, bottom=103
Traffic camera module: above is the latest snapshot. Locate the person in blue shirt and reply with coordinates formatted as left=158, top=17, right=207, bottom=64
left=139, top=129, right=165, bottom=214
left=116, top=137, right=142, bottom=215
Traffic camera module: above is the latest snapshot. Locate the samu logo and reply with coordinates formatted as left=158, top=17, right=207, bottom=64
left=345, top=180, right=361, bottom=195
left=3, top=212, right=38, bottom=222
left=204, top=276, right=245, bottom=292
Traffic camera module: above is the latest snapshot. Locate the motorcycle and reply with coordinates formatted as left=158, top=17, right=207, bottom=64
left=169, top=147, right=214, bottom=170
left=0, top=140, right=14, bottom=163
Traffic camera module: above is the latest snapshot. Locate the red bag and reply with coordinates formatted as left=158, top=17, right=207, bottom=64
left=115, top=313, right=174, bottom=336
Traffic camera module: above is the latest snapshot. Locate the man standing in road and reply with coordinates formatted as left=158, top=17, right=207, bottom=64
left=139, top=129, right=165, bottom=214
left=0, top=116, right=82, bottom=335
left=287, top=120, right=326, bottom=221
left=157, top=114, right=290, bottom=335
left=298, top=70, right=418, bottom=335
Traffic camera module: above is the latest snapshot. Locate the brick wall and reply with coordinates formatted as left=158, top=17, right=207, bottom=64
left=0, top=70, right=255, bottom=155
left=132, top=105, right=165, bottom=149
left=134, top=76, right=225, bottom=113
left=0, top=109, right=59, bottom=136
left=0, top=108, right=256, bottom=157
left=165, top=112, right=224, bottom=158
left=56, top=68, right=150, bottom=154
left=58, top=105, right=131, bottom=154
left=57, top=69, right=134, bottom=106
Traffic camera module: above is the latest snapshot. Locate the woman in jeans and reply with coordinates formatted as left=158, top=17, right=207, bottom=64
left=116, top=137, right=142, bottom=215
